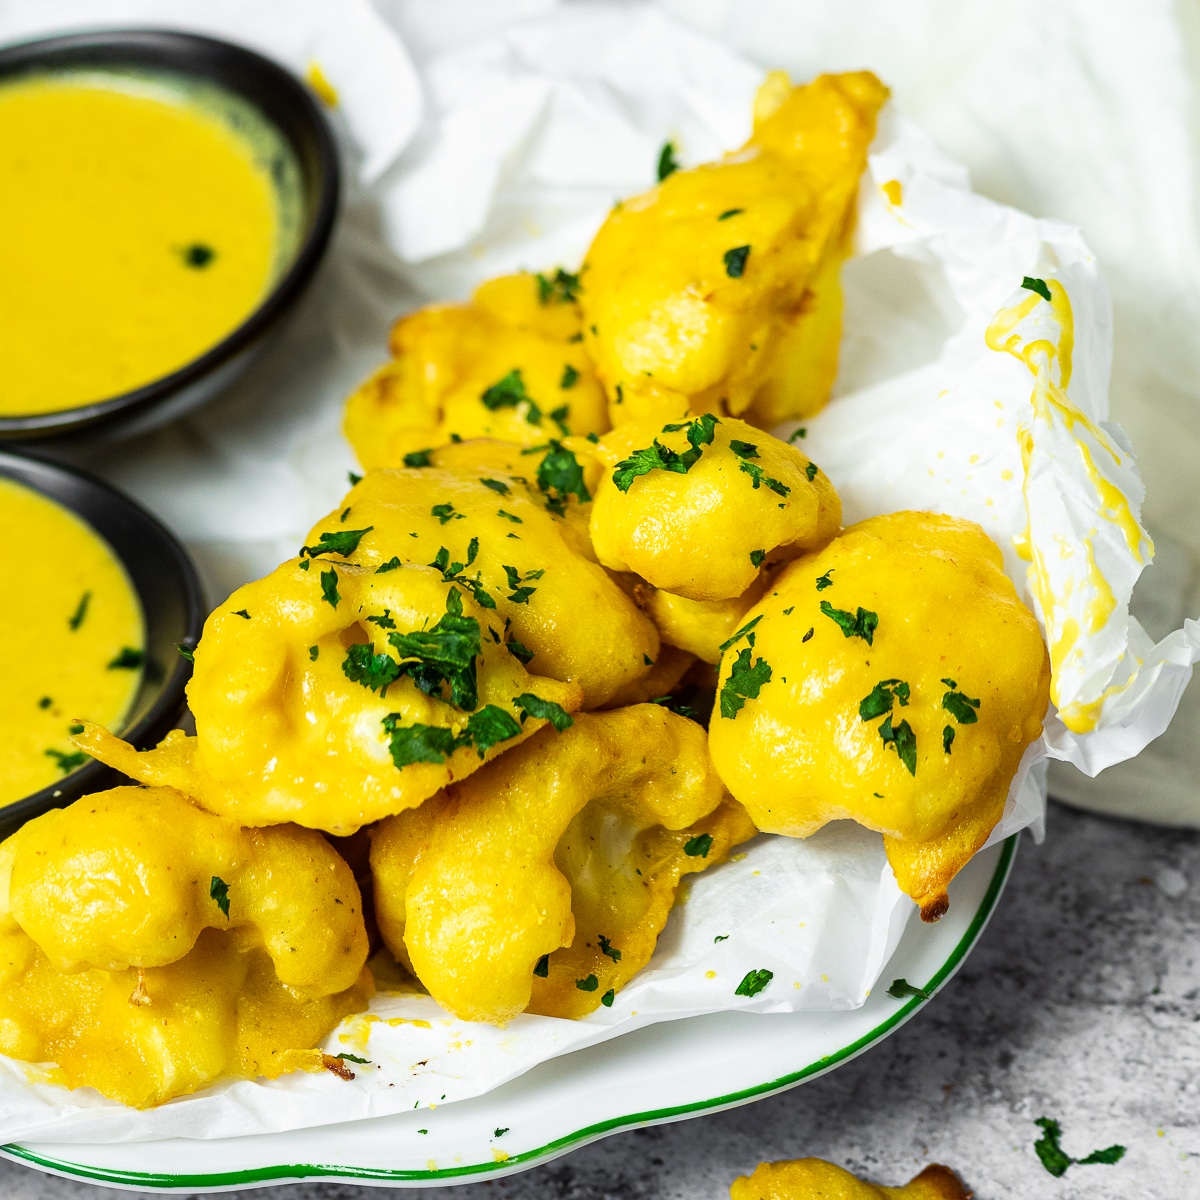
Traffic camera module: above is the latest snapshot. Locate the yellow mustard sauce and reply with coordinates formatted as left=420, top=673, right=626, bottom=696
left=0, top=479, right=144, bottom=805
left=0, top=72, right=291, bottom=415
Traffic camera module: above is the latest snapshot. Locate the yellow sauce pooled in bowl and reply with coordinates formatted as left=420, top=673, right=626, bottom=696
left=0, top=71, right=301, bottom=415
left=0, top=479, right=144, bottom=805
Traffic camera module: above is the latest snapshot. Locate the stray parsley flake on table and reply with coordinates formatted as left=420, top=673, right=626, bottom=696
left=1033, top=1117, right=1126, bottom=1178
left=735, top=968, right=773, bottom=997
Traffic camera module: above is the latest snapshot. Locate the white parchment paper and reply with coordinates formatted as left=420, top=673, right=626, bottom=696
left=0, top=0, right=1196, bottom=1142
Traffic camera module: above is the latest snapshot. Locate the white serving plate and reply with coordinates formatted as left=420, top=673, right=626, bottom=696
left=0, top=837, right=1016, bottom=1193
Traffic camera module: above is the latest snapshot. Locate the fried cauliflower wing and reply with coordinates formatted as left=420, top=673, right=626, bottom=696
left=730, top=1159, right=972, bottom=1200
left=707, top=512, right=1050, bottom=920
left=371, top=705, right=755, bottom=1024
left=579, top=71, right=887, bottom=427
left=80, top=558, right=581, bottom=835
left=344, top=272, right=609, bottom=469
left=589, top=415, right=840, bottom=601
left=0, top=786, right=373, bottom=1108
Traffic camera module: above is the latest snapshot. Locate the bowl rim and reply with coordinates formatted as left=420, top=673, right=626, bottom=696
left=0, top=26, right=341, bottom=438
left=0, top=447, right=207, bottom=825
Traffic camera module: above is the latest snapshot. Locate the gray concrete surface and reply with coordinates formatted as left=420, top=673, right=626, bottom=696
left=1, top=799, right=1196, bottom=1199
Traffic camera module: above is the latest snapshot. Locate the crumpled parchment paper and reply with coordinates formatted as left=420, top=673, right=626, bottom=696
left=2, top=0, right=1196, bottom=1143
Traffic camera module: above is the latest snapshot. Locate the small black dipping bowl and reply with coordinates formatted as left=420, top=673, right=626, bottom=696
left=0, top=28, right=340, bottom=443
left=0, top=450, right=206, bottom=839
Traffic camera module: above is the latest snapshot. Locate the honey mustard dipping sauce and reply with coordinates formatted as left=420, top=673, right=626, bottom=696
left=0, top=69, right=302, bottom=415
left=0, top=478, right=144, bottom=805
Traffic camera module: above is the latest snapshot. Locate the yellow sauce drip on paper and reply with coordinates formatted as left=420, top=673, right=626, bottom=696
left=0, top=479, right=144, bottom=805
left=0, top=73, right=290, bottom=415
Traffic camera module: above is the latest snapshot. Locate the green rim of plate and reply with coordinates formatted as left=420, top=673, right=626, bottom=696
left=2, top=835, right=1017, bottom=1191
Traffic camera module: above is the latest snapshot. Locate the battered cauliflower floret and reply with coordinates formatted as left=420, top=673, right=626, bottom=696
left=371, top=706, right=755, bottom=1024
left=0, top=787, right=373, bottom=1108
left=80, top=558, right=581, bottom=835
left=634, top=576, right=771, bottom=665
left=579, top=71, right=887, bottom=427
left=730, top=1159, right=972, bottom=1200
left=589, top=415, right=840, bottom=601
left=707, top=512, right=1050, bottom=920
left=344, top=272, right=609, bottom=469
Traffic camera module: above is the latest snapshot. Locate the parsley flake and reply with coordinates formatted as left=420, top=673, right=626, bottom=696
left=309, top=645, right=319, bottom=662
left=684, top=833, right=713, bottom=858
left=481, top=478, right=509, bottom=496
left=37, top=696, right=51, bottom=709
left=381, top=717, right=459, bottom=768
left=513, top=692, right=574, bottom=731
left=1033, top=1117, right=1126, bottom=1178
left=805, top=462, right=818, bottom=482
left=576, top=974, right=600, bottom=992
left=878, top=714, right=918, bottom=776
left=720, top=647, right=772, bottom=719
left=714, top=934, right=729, bottom=943
left=431, top=503, right=464, bottom=525
left=177, top=643, right=195, bottom=663
left=210, top=876, right=231, bottom=918
left=534, top=954, right=550, bottom=977
left=342, top=643, right=402, bottom=696
left=601, top=988, right=615, bottom=1007
left=789, top=427, right=807, bottom=442
left=44, top=748, right=86, bottom=774
left=718, top=614, right=762, bottom=653
left=656, top=140, right=680, bottom=181
left=301, top=527, right=373, bottom=559
left=68, top=723, right=84, bottom=735
left=233, top=609, right=251, bottom=620
left=1022, top=276, right=1053, bottom=303
left=801, top=627, right=814, bottom=643
left=535, top=268, right=582, bottom=305
left=481, top=369, right=541, bottom=425
left=376, top=556, right=402, bottom=573
left=506, top=639, right=535, bottom=665
left=612, top=413, right=718, bottom=492
left=735, top=968, right=773, bottom=997
left=858, top=679, right=910, bottom=721
left=729, top=439, right=759, bottom=458
left=493, top=1127, right=509, bottom=1139
left=68, top=591, right=91, bottom=631
left=723, top=245, right=751, bottom=278
left=108, top=647, right=144, bottom=670
left=336, top=1053, right=370, bottom=1065
left=942, top=687, right=981, bottom=724
left=503, top=564, right=542, bottom=604
left=497, top=509, right=523, bottom=524
left=560, top=364, right=579, bottom=390
left=320, top=568, right=341, bottom=608
left=348, top=471, right=363, bottom=486
left=403, top=449, right=434, bottom=468
left=598, top=935, right=622, bottom=962
left=819, top=600, right=878, bottom=645
left=749, top=549, right=766, bottom=568
left=537, top=440, right=590, bottom=513
left=718, top=207, right=743, bottom=220
left=886, top=978, right=930, bottom=1001
left=943, top=725, right=955, bottom=753
left=738, top=459, right=791, bottom=497
left=815, top=570, right=835, bottom=591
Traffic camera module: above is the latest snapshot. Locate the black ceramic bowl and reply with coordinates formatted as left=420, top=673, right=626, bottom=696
left=0, top=450, right=206, bottom=838
left=0, top=28, right=339, bottom=442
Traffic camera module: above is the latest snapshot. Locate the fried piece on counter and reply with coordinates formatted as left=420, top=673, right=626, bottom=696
left=730, top=1159, right=972, bottom=1200
left=301, top=448, right=660, bottom=708
left=579, top=71, right=887, bottom=427
left=79, top=560, right=581, bottom=835
left=344, top=272, right=609, bottom=469
left=589, top=415, right=840, bottom=601
left=0, top=787, right=373, bottom=1108
left=707, top=512, right=1050, bottom=920
left=371, top=706, right=754, bottom=1023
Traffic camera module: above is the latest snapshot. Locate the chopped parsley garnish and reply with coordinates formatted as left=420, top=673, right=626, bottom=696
left=342, top=643, right=402, bottom=696
left=210, top=876, right=231, bottom=918
left=348, top=471, right=363, bottom=486
left=534, top=954, right=550, bottom=978
left=320, top=568, right=341, bottom=608
left=858, top=679, right=910, bottom=721
left=1022, top=276, right=1053, bottom=303
left=941, top=683, right=981, bottom=724
left=1033, top=1117, right=1126, bottom=1178
left=735, top=968, right=773, bottom=997
left=815, top=570, right=834, bottom=591
left=649, top=695, right=699, bottom=721
left=506, top=639, right=535, bottom=665
left=537, top=440, right=590, bottom=513
left=183, top=242, right=215, bottom=268
left=301, top=527, right=373, bottom=559
left=493, top=1128, right=509, bottom=1138
left=718, top=615, right=762, bottom=653
left=598, top=935, right=622, bottom=962
left=656, top=140, right=680, bottom=181
left=339, top=507, right=351, bottom=523
left=684, top=833, right=713, bottom=858
left=886, top=978, right=930, bottom=1001
left=723, top=245, right=751, bottom=278
left=789, top=427, right=807, bottom=442
left=513, top=692, right=574, bottom=731
left=429, top=547, right=495, bottom=610
left=717, top=207, right=743, bottom=220
left=403, top=449, right=434, bottom=468
left=729, top=439, right=758, bottom=458
left=233, top=609, right=251, bottom=620
left=819, top=600, right=878, bottom=645
left=387, top=587, right=482, bottom=709
left=376, top=556, right=402, bottom=573
left=481, top=368, right=541, bottom=425
left=336, top=1054, right=370, bottom=1065
left=805, top=462, right=818, bottom=481
left=463, top=705, right=522, bottom=757
left=560, top=364, right=579, bottom=390
left=382, top=718, right=459, bottom=768
left=643, top=653, right=654, bottom=666
left=68, top=591, right=91, bottom=631
left=431, top=503, right=464, bottom=525
left=720, top=647, right=772, bottom=719
left=108, top=647, right=144, bottom=670
left=714, top=934, right=729, bottom=943
left=68, top=723, right=84, bottom=735
left=497, top=509, right=523, bottom=524
left=943, top=725, right=955, bottom=753
left=549, top=404, right=570, bottom=437
left=367, top=610, right=396, bottom=629
left=44, top=748, right=86, bottom=774
left=612, top=413, right=718, bottom=492
left=601, top=989, right=615, bottom=1007
left=738, top=459, right=791, bottom=497
left=878, top=714, right=918, bottom=776
left=749, top=549, right=766, bottom=568
left=535, top=267, right=582, bottom=305
left=177, top=644, right=195, bottom=663
left=309, top=645, right=320, bottom=662
left=503, top=564, right=543, bottom=605
left=801, top=627, right=814, bottom=643
left=481, top=478, right=509, bottom=496
left=576, top=974, right=600, bottom=992
left=37, top=696, right=51, bottom=709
